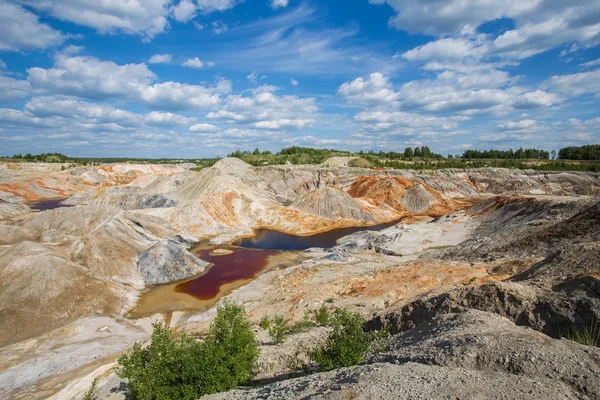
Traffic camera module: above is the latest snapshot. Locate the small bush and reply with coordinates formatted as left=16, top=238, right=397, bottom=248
left=310, top=309, right=369, bottom=371
left=259, top=315, right=270, bottom=329
left=117, top=301, right=258, bottom=399
left=82, top=378, right=99, bottom=400
left=268, top=316, right=289, bottom=344
left=202, top=301, right=259, bottom=392
left=314, top=305, right=330, bottom=326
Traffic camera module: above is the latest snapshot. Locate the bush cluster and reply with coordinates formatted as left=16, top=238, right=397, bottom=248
left=261, top=306, right=387, bottom=373
left=117, top=301, right=258, bottom=400
left=263, top=306, right=331, bottom=344
left=309, top=309, right=370, bottom=371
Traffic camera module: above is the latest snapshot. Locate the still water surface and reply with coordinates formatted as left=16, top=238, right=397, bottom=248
left=236, top=218, right=404, bottom=251
left=176, top=218, right=404, bottom=300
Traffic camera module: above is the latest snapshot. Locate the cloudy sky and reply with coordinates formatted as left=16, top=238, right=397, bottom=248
left=1, top=0, right=599, bottom=158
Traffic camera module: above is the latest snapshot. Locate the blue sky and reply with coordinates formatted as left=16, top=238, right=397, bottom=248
left=0, top=0, right=599, bottom=158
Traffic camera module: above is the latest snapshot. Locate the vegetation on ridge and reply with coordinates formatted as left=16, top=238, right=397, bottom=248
left=117, top=301, right=258, bottom=399
left=4, top=144, right=600, bottom=172
left=309, top=309, right=370, bottom=371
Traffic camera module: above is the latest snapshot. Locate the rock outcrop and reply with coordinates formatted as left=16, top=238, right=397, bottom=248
left=137, top=194, right=177, bottom=209
left=335, top=213, right=470, bottom=256
left=347, top=177, right=463, bottom=216
left=0, top=191, right=30, bottom=220
left=137, top=236, right=207, bottom=285
left=427, top=196, right=600, bottom=276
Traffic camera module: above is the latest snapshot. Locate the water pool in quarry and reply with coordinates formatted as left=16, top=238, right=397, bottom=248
left=176, top=218, right=405, bottom=300
left=132, top=218, right=405, bottom=316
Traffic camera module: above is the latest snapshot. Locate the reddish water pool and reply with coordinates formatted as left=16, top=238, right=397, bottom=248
left=176, top=218, right=404, bottom=300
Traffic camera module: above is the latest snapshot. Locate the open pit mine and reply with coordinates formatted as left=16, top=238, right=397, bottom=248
left=0, top=158, right=599, bottom=399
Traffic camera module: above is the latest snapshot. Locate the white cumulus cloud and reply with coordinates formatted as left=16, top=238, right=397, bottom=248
left=189, top=123, right=219, bottom=132
left=0, top=2, right=65, bottom=51
left=149, top=53, right=173, bottom=64
left=20, top=0, right=172, bottom=40
left=183, top=57, right=204, bottom=68
left=270, top=0, right=289, bottom=9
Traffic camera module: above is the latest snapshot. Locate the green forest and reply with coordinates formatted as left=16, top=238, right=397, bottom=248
left=3, top=144, right=600, bottom=172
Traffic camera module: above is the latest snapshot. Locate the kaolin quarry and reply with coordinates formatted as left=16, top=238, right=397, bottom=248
left=0, top=158, right=599, bottom=399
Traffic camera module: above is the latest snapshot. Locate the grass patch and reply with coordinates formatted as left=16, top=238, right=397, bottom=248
left=566, top=318, right=600, bottom=347
left=259, top=315, right=270, bottom=330
left=314, top=305, right=331, bottom=326
left=288, top=318, right=315, bottom=335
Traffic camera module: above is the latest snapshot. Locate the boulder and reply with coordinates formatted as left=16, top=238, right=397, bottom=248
left=137, top=194, right=177, bottom=209
left=136, top=237, right=208, bottom=285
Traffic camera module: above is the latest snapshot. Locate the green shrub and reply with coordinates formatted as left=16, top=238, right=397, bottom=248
left=310, top=309, right=369, bottom=371
left=259, top=315, right=270, bottom=329
left=268, top=316, right=289, bottom=344
left=117, top=301, right=258, bottom=399
left=82, top=378, right=98, bottom=400
left=314, top=305, right=330, bottom=326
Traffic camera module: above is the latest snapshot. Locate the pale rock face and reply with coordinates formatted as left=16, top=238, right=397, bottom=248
left=0, top=315, right=150, bottom=400
left=0, top=191, right=30, bottom=220
left=137, top=237, right=207, bottom=285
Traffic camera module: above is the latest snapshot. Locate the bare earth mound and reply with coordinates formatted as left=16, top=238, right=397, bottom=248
left=290, top=187, right=376, bottom=222
left=0, top=242, right=134, bottom=348
left=401, top=184, right=440, bottom=213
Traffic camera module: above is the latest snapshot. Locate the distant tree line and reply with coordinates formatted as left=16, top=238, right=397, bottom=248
left=227, top=145, right=444, bottom=162
left=6, top=144, right=600, bottom=167
left=356, top=146, right=443, bottom=160
left=558, top=145, right=600, bottom=160
left=10, top=153, right=71, bottom=163
left=461, top=148, right=550, bottom=160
